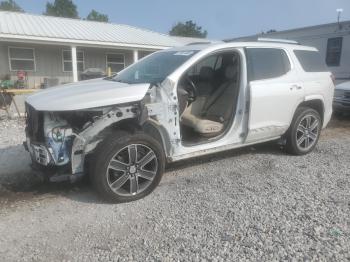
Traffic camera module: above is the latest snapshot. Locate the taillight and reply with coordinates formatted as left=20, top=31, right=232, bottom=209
left=330, top=74, right=336, bottom=86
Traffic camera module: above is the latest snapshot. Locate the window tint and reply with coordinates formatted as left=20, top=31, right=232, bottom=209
left=188, top=54, right=222, bottom=76
left=112, top=50, right=198, bottom=84
left=294, top=50, right=328, bottom=72
left=246, top=48, right=291, bottom=81
left=326, top=37, right=342, bottom=66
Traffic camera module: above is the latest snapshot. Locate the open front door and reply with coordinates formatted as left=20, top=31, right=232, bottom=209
left=244, top=48, right=305, bottom=142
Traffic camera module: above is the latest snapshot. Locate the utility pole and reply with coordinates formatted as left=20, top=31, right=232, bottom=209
left=336, top=8, right=343, bottom=30
left=337, top=8, right=343, bottom=23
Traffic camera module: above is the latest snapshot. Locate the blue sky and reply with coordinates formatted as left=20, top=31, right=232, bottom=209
left=15, top=0, right=350, bottom=39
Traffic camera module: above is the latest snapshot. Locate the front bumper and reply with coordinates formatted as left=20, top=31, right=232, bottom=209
left=24, top=138, right=84, bottom=182
left=25, top=138, right=52, bottom=166
left=25, top=135, right=72, bottom=168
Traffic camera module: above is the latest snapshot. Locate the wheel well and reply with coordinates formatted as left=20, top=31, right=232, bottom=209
left=85, top=118, right=140, bottom=154
left=111, top=118, right=141, bottom=133
left=111, top=119, right=166, bottom=147
left=142, top=121, right=170, bottom=157
left=88, top=119, right=169, bottom=159
left=297, top=100, right=324, bottom=123
left=90, top=119, right=140, bottom=142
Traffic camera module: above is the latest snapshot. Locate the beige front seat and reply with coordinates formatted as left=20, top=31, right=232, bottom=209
left=181, top=101, right=224, bottom=135
left=181, top=65, right=238, bottom=136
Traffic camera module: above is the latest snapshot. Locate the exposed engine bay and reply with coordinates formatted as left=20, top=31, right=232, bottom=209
left=25, top=102, right=142, bottom=181
left=24, top=79, right=180, bottom=182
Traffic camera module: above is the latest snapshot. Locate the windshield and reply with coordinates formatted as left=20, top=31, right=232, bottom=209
left=111, top=50, right=198, bottom=84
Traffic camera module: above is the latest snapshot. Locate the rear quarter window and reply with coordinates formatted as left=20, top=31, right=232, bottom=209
left=294, top=50, right=328, bottom=72
left=246, top=48, right=291, bottom=81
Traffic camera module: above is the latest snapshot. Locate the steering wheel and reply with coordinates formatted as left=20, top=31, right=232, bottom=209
left=185, top=76, right=198, bottom=103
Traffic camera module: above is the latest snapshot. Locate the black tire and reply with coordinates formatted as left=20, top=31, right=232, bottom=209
left=90, top=131, right=165, bottom=203
left=285, top=107, right=322, bottom=155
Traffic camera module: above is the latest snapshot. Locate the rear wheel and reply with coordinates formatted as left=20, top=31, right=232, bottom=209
left=286, top=107, right=321, bottom=155
left=91, top=131, right=165, bottom=203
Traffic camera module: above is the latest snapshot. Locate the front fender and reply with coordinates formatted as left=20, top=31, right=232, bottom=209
left=71, top=105, right=138, bottom=174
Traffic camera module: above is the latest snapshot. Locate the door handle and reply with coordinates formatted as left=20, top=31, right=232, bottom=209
left=290, top=85, right=302, bottom=90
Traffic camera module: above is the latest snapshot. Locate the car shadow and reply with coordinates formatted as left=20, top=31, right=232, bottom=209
left=0, top=176, right=99, bottom=205
left=2, top=114, right=349, bottom=206
left=0, top=144, right=101, bottom=206
left=329, top=112, right=350, bottom=125
left=167, top=141, right=285, bottom=172
left=0, top=141, right=285, bottom=207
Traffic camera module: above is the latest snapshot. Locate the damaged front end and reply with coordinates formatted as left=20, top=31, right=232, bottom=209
left=24, top=102, right=140, bottom=182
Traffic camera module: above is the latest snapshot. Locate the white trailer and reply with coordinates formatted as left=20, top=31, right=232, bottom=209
left=227, top=21, right=350, bottom=84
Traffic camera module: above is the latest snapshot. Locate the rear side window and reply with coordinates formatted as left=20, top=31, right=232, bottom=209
left=246, top=48, right=291, bottom=81
left=294, top=50, right=328, bottom=72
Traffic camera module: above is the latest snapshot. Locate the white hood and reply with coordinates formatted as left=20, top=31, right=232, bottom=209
left=336, top=81, right=350, bottom=91
left=26, top=78, right=150, bottom=111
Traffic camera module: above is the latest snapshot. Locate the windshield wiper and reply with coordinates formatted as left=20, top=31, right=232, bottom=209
left=107, top=78, right=130, bottom=84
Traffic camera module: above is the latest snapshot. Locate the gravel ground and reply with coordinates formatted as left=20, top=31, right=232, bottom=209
left=0, top=115, right=349, bottom=261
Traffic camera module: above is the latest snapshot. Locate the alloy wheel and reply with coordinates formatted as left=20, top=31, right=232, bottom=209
left=106, top=144, right=158, bottom=196
left=295, top=114, right=319, bottom=151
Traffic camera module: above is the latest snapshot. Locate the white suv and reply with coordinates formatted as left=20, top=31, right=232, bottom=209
left=24, top=40, right=334, bottom=202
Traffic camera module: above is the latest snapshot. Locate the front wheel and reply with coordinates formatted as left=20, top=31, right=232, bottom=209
left=90, top=131, right=165, bottom=203
left=285, top=107, right=322, bottom=155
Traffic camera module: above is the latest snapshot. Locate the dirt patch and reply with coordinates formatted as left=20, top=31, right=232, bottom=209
left=0, top=175, right=92, bottom=209
left=321, top=114, right=350, bottom=139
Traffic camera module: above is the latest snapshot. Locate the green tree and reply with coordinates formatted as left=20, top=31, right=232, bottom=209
left=44, top=0, right=79, bottom=19
left=86, top=9, right=108, bottom=22
left=0, top=0, right=23, bottom=12
left=169, top=20, right=207, bottom=38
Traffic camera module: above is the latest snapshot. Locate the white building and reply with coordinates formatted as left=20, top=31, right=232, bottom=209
left=0, top=11, right=211, bottom=88
left=227, top=20, right=350, bottom=84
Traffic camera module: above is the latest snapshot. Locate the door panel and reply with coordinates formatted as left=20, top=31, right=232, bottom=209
left=244, top=47, right=305, bottom=142
left=246, top=75, right=305, bottom=142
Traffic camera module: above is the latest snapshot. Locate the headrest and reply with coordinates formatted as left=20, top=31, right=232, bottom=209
left=199, top=66, right=214, bottom=80
left=225, top=65, right=237, bottom=80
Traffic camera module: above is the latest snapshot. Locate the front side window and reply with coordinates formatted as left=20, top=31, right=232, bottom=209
left=111, top=50, right=198, bottom=84
left=106, top=53, right=125, bottom=73
left=326, top=37, right=342, bottom=67
left=187, top=54, right=222, bottom=76
left=246, top=48, right=291, bottom=81
left=8, top=47, right=36, bottom=71
left=62, top=50, right=84, bottom=72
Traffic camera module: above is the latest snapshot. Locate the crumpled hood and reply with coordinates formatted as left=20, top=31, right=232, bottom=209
left=26, top=78, right=150, bottom=111
left=336, top=81, right=350, bottom=91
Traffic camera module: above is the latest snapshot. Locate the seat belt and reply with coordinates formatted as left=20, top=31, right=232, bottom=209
left=201, top=81, right=233, bottom=117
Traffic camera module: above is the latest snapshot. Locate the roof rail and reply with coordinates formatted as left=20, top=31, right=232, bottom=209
left=257, top=38, right=299, bottom=45
left=186, top=41, right=212, bottom=46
